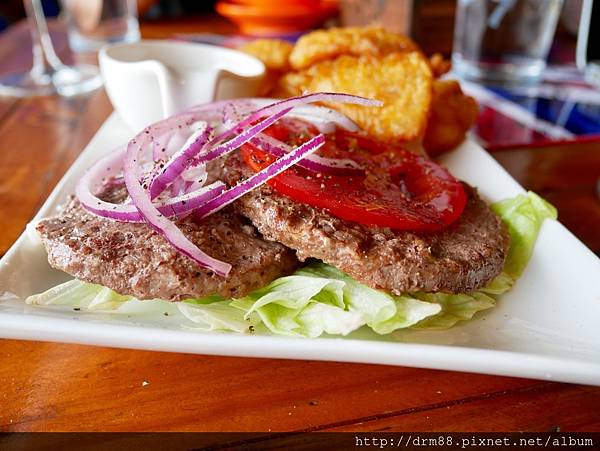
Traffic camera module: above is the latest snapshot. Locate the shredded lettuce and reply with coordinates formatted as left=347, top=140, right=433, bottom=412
left=25, top=192, right=556, bottom=337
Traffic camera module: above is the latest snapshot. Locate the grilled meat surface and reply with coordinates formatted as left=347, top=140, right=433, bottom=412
left=36, top=184, right=300, bottom=301
left=221, top=153, right=510, bottom=294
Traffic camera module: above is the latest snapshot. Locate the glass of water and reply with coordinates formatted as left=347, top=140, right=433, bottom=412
left=0, top=0, right=102, bottom=97
left=339, top=0, right=414, bottom=35
left=452, top=0, right=564, bottom=84
left=61, top=0, right=141, bottom=53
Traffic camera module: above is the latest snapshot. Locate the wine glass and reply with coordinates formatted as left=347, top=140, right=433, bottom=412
left=0, top=0, right=102, bottom=97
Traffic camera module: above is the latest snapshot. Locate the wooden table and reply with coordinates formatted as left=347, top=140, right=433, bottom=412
left=1, top=19, right=600, bottom=435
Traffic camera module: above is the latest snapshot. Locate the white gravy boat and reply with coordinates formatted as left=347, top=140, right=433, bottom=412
left=99, top=40, right=265, bottom=131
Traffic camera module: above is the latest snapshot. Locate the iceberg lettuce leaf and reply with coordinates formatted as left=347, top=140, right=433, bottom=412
left=411, top=292, right=496, bottom=330
left=177, top=299, right=260, bottom=333
left=491, top=191, right=557, bottom=278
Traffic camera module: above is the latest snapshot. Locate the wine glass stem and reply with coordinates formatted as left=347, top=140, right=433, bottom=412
left=24, top=0, right=66, bottom=81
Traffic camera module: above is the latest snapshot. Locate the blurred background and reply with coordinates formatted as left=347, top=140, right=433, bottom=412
left=0, top=0, right=598, bottom=149
left=0, top=1, right=219, bottom=33
left=0, top=0, right=584, bottom=55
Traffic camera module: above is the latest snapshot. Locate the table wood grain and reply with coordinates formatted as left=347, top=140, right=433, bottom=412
left=0, top=18, right=599, bottom=435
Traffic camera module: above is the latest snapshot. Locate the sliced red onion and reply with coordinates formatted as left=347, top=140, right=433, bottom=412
left=76, top=144, right=126, bottom=209
left=222, top=100, right=256, bottom=124
left=124, top=127, right=232, bottom=277
left=75, top=114, right=211, bottom=219
left=149, top=124, right=212, bottom=199
left=194, top=134, right=325, bottom=220
left=185, top=94, right=375, bottom=136
left=77, top=93, right=382, bottom=277
left=84, top=182, right=225, bottom=222
left=169, top=176, right=186, bottom=197
left=206, top=93, right=377, bottom=152
left=154, top=182, right=226, bottom=218
left=181, top=165, right=207, bottom=182
left=151, top=119, right=212, bottom=163
left=144, top=160, right=164, bottom=189
left=83, top=131, right=322, bottom=223
left=177, top=165, right=208, bottom=196
left=76, top=146, right=226, bottom=222
left=251, top=133, right=364, bottom=176
left=243, top=93, right=380, bottom=129
left=149, top=107, right=293, bottom=200
left=269, top=103, right=359, bottom=132
left=152, top=130, right=174, bottom=161
left=156, top=97, right=366, bottom=193
left=191, top=106, right=294, bottom=167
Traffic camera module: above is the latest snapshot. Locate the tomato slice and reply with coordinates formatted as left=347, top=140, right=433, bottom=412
left=241, top=118, right=467, bottom=232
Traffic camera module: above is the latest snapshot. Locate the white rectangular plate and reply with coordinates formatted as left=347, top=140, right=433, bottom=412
left=1, top=113, right=600, bottom=386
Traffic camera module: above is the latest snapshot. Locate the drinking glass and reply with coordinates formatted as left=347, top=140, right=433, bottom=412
left=452, top=0, right=564, bottom=84
left=339, top=0, right=414, bottom=35
left=61, top=0, right=140, bottom=53
left=0, top=0, right=102, bottom=97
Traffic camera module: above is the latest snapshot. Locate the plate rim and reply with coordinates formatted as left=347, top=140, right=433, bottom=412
left=1, top=310, right=599, bottom=385
left=1, top=112, right=599, bottom=387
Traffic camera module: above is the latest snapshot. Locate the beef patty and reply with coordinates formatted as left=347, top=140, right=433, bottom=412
left=222, top=153, right=510, bottom=294
left=36, top=185, right=299, bottom=301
